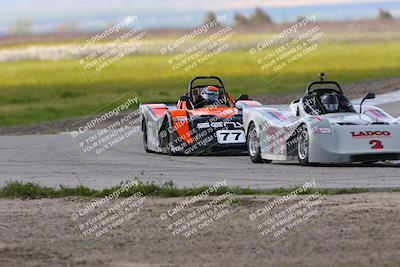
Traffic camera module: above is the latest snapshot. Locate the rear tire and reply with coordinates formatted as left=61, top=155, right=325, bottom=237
left=247, top=123, right=271, bottom=163
left=297, top=126, right=310, bottom=166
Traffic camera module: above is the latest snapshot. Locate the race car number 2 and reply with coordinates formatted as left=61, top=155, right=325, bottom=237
left=216, top=130, right=246, bottom=144
left=369, top=140, right=384, bottom=149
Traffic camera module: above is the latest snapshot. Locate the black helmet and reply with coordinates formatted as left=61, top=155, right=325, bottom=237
left=320, top=93, right=339, bottom=112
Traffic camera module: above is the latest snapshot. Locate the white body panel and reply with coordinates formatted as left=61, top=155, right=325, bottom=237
left=243, top=103, right=400, bottom=164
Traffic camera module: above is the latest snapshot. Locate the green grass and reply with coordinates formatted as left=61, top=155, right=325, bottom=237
left=0, top=180, right=397, bottom=199
left=0, top=41, right=400, bottom=126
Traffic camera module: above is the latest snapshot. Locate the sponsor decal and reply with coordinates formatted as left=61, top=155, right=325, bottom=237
left=211, top=122, right=224, bottom=128
left=196, top=121, right=243, bottom=129
left=351, top=131, right=391, bottom=138
left=269, top=111, right=287, bottom=122
left=224, top=121, right=243, bottom=129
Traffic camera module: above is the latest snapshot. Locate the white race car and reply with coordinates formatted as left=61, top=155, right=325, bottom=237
left=243, top=73, right=400, bottom=165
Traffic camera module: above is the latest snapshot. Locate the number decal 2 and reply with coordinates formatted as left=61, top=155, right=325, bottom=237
left=369, top=140, right=383, bottom=149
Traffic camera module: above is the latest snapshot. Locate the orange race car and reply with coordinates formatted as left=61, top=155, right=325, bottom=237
left=140, top=76, right=261, bottom=155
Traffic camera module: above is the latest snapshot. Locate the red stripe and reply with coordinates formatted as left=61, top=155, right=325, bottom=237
left=144, top=104, right=168, bottom=118
left=368, top=108, right=383, bottom=118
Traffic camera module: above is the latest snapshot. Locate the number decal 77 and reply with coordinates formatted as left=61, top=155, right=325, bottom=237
left=221, top=132, right=230, bottom=141
left=232, top=132, right=241, bottom=141
left=221, top=132, right=242, bottom=141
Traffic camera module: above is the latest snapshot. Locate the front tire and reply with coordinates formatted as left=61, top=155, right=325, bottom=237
left=247, top=123, right=271, bottom=163
left=297, top=126, right=310, bottom=166
left=143, top=120, right=152, bottom=153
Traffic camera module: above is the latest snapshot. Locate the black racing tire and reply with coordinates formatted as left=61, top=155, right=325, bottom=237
left=297, top=126, right=310, bottom=166
left=142, top=120, right=153, bottom=153
left=247, top=123, right=271, bottom=163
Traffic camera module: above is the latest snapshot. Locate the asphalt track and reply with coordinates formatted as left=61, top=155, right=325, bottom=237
left=0, top=102, right=399, bottom=190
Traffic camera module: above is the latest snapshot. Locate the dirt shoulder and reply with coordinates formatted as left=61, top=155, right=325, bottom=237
left=0, top=193, right=399, bottom=267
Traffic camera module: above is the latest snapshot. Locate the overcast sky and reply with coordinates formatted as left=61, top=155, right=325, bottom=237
left=2, top=0, right=399, bottom=10
left=0, top=0, right=399, bottom=33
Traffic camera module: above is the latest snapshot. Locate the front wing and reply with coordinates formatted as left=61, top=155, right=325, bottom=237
left=308, top=124, right=400, bottom=163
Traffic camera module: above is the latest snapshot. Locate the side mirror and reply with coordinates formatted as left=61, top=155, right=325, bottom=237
left=360, top=92, right=376, bottom=113
left=236, top=94, right=249, bottom=102
left=365, top=92, right=376, bottom=100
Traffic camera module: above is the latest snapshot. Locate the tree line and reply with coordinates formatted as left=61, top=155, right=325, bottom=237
left=205, top=7, right=396, bottom=26
left=6, top=8, right=397, bottom=35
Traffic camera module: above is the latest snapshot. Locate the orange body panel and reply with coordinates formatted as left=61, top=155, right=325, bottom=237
left=170, top=110, right=193, bottom=144
left=169, top=106, right=238, bottom=144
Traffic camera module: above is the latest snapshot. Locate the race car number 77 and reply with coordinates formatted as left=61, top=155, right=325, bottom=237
left=216, top=130, right=246, bottom=144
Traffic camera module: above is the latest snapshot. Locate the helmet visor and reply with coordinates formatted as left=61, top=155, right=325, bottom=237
left=201, top=88, right=219, bottom=102
left=324, top=103, right=339, bottom=112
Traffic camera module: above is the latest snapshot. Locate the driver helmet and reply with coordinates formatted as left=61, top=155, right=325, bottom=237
left=320, top=93, right=339, bottom=112
left=200, top=86, right=219, bottom=103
